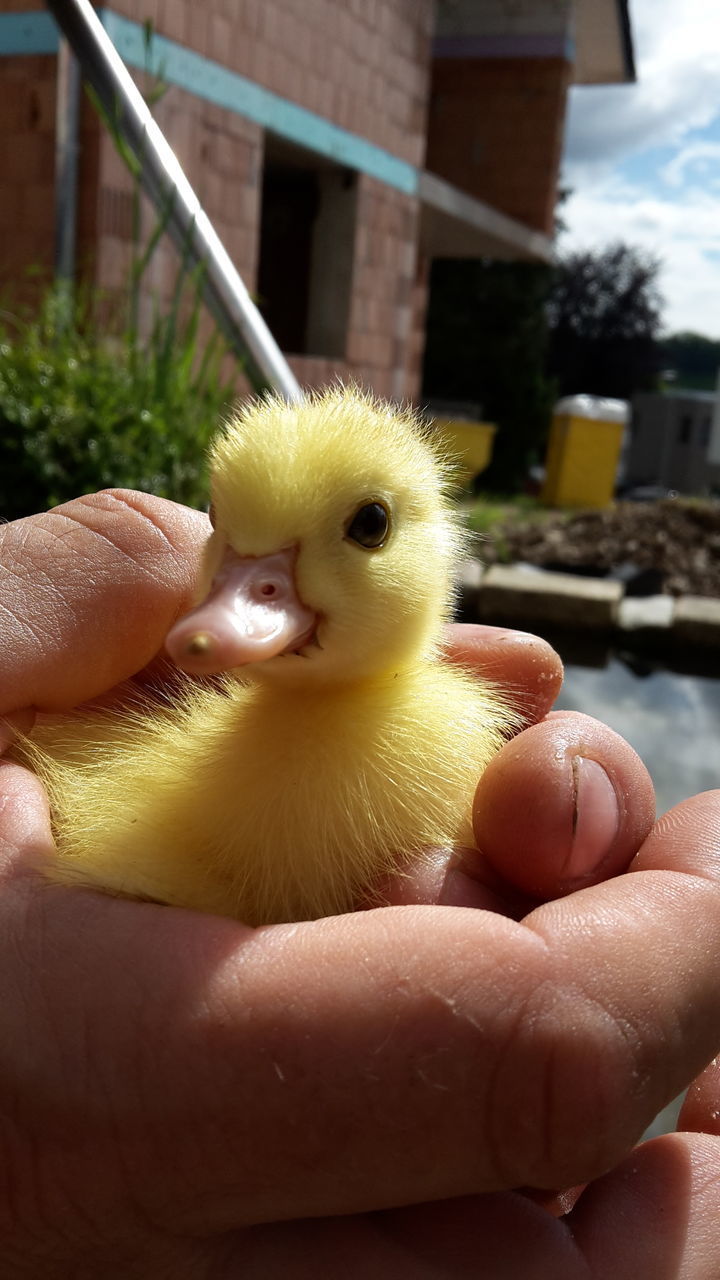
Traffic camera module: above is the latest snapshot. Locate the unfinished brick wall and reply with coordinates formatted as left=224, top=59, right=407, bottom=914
left=0, top=53, right=57, bottom=297
left=0, top=1, right=437, bottom=401
left=406, top=251, right=431, bottom=402
left=80, top=91, right=427, bottom=403
left=426, top=54, right=571, bottom=235
left=109, top=0, right=435, bottom=168
left=346, top=176, right=421, bottom=399
left=91, top=78, right=263, bottom=332
left=284, top=176, right=424, bottom=401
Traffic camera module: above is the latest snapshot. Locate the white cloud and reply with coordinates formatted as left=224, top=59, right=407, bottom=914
left=661, top=141, right=720, bottom=189
left=560, top=182, right=720, bottom=336
left=560, top=1, right=720, bottom=336
left=565, top=0, right=720, bottom=176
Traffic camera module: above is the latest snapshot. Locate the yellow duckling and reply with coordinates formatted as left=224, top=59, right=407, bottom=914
left=25, top=386, right=517, bottom=924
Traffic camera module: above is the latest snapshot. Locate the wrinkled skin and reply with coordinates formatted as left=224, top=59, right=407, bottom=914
left=0, top=490, right=719, bottom=1279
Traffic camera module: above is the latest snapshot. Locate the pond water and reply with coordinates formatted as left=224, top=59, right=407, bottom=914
left=549, top=635, right=719, bottom=1139
left=494, top=618, right=719, bottom=814
left=462, top=613, right=717, bottom=1134
left=555, top=653, right=720, bottom=817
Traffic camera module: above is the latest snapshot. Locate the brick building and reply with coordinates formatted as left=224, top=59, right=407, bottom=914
left=0, top=0, right=634, bottom=400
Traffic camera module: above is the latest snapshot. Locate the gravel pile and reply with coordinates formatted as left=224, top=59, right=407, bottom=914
left=482, top=500, right=720, bottom=599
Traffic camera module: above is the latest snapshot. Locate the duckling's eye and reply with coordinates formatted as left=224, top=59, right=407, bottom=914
left=345, top=501, right=390, bottom=549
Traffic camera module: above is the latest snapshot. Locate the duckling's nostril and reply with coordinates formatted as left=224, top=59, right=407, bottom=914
left=167, top=546, right=315, bottom=674
left=185, top=631, right=214, bottom=656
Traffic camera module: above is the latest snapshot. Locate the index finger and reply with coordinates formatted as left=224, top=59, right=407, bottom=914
left=0, top=490, right=208, bottom=714
left=1, top=494, right=562, bottom=723
left=443, top=623, right=563, bottom=726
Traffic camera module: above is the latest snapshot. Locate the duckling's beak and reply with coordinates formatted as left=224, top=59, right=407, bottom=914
left=165, top=546, right=316, bottom=676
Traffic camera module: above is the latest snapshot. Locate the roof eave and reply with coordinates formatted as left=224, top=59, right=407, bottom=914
left=419, top=171, right=554, bottom=263
left=617, top=0, right=637, bottom=83
left=572, top=0, right=637, bottom=85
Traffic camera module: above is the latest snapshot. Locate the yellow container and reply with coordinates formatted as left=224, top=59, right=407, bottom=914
left=433, top=418, right=497, bottom=487
left=542, top=395, right=629, bottom=508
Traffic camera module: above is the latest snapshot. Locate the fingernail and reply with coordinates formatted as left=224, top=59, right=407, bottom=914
left=568, top=758, right=620, bottom=878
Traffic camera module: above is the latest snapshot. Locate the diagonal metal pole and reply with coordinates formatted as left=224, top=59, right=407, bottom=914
left=45, top=0, right=301, bottom=400
left=54, top=37, right=81, bottom=283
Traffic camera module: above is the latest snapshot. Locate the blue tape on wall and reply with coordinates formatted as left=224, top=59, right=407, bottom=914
left=0, top=11, right=58, bottom=55
left=0, top=8, right=418, bottom=195
left=101, top=9, right=419, bottom=195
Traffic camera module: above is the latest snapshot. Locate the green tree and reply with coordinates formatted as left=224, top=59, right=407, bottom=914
left=422, top=259, right=555, bottom=490
left=658, top=331, right=720, bottom=391
left=547, top=242, right=663, bottom=400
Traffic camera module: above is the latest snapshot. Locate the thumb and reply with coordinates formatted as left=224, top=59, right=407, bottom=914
left=471, top=712, right=655, bottom=901
left=382, top=712, right=655, bottom=911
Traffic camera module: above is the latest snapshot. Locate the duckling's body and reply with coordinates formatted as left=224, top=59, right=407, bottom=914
left=24, top=387, right=517, bottom=924
left=34, top=662, right=507, bottom=924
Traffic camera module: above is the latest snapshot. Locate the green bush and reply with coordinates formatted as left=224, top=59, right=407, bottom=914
left=0, top=284, right=239, bottom=521
left=0, top=32, right=247, bottom=523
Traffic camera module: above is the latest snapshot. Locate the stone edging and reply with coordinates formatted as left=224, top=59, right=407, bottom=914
left=460, top=562, right=720, bottom=647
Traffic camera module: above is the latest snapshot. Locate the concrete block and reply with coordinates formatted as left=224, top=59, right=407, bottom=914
left=474, top=564, right=623, bottom=629
left=458, top=558, right=485, bottom=603
left=618, top=594, right=675, bottom=632
left=673, top=596, right=720, bottom=646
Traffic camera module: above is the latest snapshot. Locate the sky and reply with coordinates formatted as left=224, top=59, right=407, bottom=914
left=561, top=0, right=720, bottom=339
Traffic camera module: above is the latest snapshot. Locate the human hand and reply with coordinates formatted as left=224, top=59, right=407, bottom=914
left=1, top=491, right=720, bottom=1278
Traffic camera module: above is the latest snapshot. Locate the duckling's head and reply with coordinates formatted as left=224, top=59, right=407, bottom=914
left=166, top=386, right=465, bottom=685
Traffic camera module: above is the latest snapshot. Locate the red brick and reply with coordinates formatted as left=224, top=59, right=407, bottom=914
left=28, top=79, right=56, bottom=132
left=0, top=54, right=50, bottom=81
left=0, top=0, right=43, bottom=11
left=0, top=87, right=29, bottom=131
left=209, top=13, right=233, bottom=64
left=186, top=8, right=209, bottom=56
left=0, top=183, right=23, bottom=230
left=138, top=0, right=162, bottom=30
left=238, top=0, right=262, bottom=39
left=3, top=131, right=54, bottom=183
left=426, top=54, right=570, bottom=233
left=19, top=181, right=55, bottom=233
left=160, top=0, right=187, bottom=41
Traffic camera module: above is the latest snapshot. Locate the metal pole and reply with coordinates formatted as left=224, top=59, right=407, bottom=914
left=44, top=0, right=302, bottom=400
left=54, top=37, right=81, bottom=282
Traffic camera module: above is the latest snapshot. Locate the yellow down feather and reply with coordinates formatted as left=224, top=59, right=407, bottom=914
left=21, top=386, right=519, bottom=924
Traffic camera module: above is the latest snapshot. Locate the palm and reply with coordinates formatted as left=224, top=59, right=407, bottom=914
left=2, top=492, right=720, bottom=1278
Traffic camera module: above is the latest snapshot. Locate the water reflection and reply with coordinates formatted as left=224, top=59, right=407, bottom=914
left=556, top=655, right=720, bottom=817
left=546, top=632, right=718, bottom=1139
left=487, top=620, right=720, bottom=814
